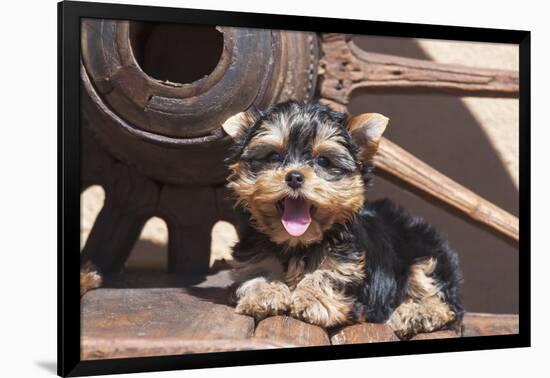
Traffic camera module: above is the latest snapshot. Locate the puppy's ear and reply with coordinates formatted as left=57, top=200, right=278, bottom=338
left=222, top=111, right=257, bottom=140
left=346, top=113, right=389, bottom=161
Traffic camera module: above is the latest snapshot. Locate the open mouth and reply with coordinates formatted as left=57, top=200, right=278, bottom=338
left=276, top=197, right=314, bottom=237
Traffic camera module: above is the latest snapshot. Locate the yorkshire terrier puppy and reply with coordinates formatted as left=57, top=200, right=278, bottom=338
left=223, top=100, right=463, bottom=339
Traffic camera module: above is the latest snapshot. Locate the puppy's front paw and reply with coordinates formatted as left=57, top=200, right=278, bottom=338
left=289, top=288, right=349, bottom=328
left=235, top=277, right=291, bottom=320
left=387, top=299, right=456, bottom=340
left=290, top=289, right=330, bottom=327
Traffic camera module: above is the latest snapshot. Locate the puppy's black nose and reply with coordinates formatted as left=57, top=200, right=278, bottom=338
left=285, top=171, right=304, bottom=189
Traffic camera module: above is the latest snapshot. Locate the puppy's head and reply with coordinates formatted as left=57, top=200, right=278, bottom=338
left=224, top=101, right=388, bottom=247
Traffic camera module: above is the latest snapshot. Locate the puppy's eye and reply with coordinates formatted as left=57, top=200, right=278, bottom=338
left=315, top=156, right=331, bottom=168
left=267, top=151, right=283, bottom=163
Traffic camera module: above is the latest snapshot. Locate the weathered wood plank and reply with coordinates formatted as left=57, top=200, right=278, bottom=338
left=82, top=337, right=288, bottom=360
left=462, top=312, right=519, bottom=337
left=411, top=330, right=459, bottom=340
left=81, top=288, right=255, bottom=359
left=255, top=316, right=331, bottom=346
left=331, top=323, right=399, bottom=344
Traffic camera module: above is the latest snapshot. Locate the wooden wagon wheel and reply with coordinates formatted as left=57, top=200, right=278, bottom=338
left=80, top=19, right=318, bottom=273
left=80, top=23, right=518, bottom=277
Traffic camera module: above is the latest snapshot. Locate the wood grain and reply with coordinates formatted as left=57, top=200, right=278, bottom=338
left=255, top=316, right=331, bottom=346
left=82, top=337, right=288, bottom=360
left=331, top=323, right=399, bottom=344
left=81, top=287, right=255, bottom=360
left=411, top=330, right=460, bottom=340
left=462, top=312, right=519, bottom=337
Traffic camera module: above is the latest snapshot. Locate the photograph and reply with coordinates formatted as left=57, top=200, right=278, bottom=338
left=58, top=1, right=529, bottom=375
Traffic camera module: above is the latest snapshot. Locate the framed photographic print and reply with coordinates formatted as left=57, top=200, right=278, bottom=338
left=58, top=0, right=530, bottom=376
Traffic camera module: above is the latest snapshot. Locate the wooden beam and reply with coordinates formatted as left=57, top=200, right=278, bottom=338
left=374, top=138, right=519, bottom=244
left=461, top=312, right=519, bottom=337
left=319, top=33, right=519, bottom=104
left=80, top=276, right=519, bottom=360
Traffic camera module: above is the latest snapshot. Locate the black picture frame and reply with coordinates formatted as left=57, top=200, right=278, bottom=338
left=58, top=1, right=531, bottom=376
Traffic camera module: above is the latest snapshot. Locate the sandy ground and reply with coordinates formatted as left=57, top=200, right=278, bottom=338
left=80, top=38, right=518, bottom=272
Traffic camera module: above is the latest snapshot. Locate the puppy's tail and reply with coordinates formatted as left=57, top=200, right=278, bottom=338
left=80, top=261, right=102, bottom=297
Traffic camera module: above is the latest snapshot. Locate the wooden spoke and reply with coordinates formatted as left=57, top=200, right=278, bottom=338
left=374, top=137, right=519, bottom=244
left=319, top=33, right=519, bottom=107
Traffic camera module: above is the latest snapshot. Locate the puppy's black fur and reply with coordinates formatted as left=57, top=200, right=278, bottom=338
left=353, top=200, right=463, bottom=323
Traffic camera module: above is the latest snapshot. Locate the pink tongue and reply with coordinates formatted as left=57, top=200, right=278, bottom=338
left=281, top=197, right=312, bottom=237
